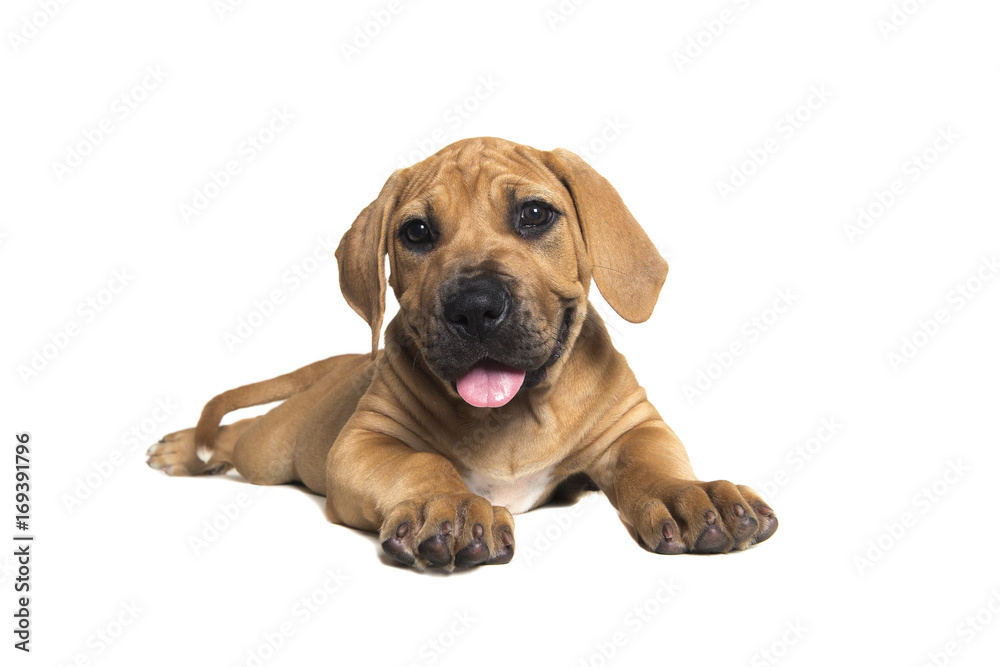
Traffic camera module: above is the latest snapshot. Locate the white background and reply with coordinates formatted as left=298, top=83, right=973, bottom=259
left=3, top=1, right=999, bottom=665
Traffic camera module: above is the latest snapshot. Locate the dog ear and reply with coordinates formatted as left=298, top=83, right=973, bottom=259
left=546, top=148, right=668, bottom=323
left=335, top=170, right=401, bottom=357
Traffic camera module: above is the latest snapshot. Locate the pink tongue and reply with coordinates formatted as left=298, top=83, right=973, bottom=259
left=456, top=361, right=526, bottom=408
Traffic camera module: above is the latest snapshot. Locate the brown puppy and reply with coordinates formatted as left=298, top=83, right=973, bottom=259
left=147, top=137, right=777, bottom=570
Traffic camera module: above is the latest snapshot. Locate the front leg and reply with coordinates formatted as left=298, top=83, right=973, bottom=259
left=591, top=423, right=778, bottom=554
left=325, top=429, right=514, bottom=570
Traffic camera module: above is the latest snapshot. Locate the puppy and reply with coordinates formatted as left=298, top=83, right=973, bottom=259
left=147, top=137, right=777, bottom=569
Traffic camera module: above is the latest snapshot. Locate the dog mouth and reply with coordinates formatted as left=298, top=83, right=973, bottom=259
left=455, top=360, right=527, bottom=408
left=452, top=308, right=574, bottom=408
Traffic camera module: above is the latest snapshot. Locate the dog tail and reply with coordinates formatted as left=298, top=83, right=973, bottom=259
left=192, top=356, right=344, bottom=463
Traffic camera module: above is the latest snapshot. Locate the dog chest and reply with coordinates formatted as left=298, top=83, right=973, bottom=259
left=460, top=468, right=554, bottom=515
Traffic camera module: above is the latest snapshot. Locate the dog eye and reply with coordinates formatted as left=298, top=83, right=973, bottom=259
left=401, top=219, right=433, bottom=247
left=519, top=201, right=554, bottom=228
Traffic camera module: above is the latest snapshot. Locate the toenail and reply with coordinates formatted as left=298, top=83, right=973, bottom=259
left=735, top=504, right=745, bottom=517
left=472, top=524, right=484, bottom=539
left=706, top=510, right=717, bottom=525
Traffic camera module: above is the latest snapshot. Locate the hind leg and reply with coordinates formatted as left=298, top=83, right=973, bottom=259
left=147, top=371, right=336, bottom=482
left=147, top=417, right=256, bottom=476
left=147, top=402, right=307, bottom=486
left=149, top=353, right=373, bottom=488
left=226, top=398, right=307, bottom=486
left=228, top=354, right=376, bottom=488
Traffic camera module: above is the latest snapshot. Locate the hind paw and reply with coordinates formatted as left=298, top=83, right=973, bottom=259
left=146, top=429, right=230, bottom=476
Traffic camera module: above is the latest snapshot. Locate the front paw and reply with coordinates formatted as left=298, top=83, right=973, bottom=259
left=625, top=480, right=777, bottom=555
left=379, top=493, right=515, bottom=571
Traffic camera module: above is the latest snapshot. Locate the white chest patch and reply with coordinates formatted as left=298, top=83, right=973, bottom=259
left=461, top=468, right=555, bottom=515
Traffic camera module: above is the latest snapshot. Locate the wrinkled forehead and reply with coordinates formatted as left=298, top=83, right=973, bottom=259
left=395, top=142, right=566, bottom=220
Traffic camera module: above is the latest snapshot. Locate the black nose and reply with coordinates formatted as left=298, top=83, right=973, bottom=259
left=443, top=276, right=510, bottom=341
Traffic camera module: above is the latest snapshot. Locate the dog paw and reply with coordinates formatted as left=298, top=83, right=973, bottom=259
left=379, top=494, right=515, bottom=571
left=145, top=429, right=231, bottom=476
left=626, top=480, right=777, bottom=555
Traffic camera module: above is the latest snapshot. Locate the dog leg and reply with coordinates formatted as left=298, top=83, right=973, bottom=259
left=148, top=354, right=373, bottom=489
left=326, top=431, right=515, bottom=571
left=591, top=423, right=778, bottom=554
left=191, top=355, right=350, bottom=462
left=146, top=417, right=256, bottom=476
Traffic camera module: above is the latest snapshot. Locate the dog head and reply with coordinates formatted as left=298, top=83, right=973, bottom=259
left=335, top=137, right=667, bottom=408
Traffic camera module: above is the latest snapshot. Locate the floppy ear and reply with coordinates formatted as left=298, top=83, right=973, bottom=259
left=545, top=148, right=668, bottom=323
left=335, top=170, right=401, bottom=358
